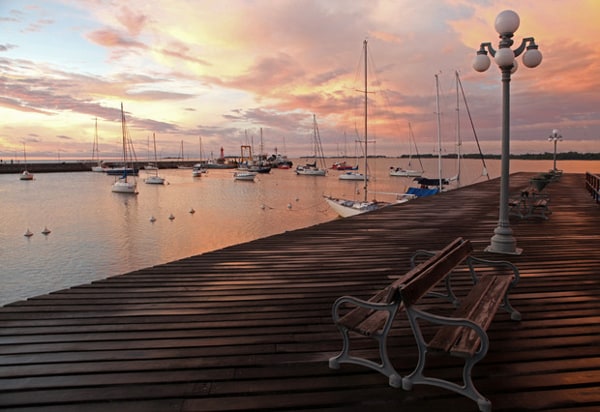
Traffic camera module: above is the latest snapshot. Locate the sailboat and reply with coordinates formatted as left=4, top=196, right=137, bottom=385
left=295, top=114, right=327, bottom=176
left=338, top=135, right=367, bottom=180
left=192, top=136, right=207, bottom=177
left=389, top=123, right=424, bottom=177
left=19, top=143, right=34, bottom=181
left=111, top=103, right=138, bottom=194
left=324, top=40, right=389, bottom=217
left=331, top=132, right=358, bottom=170
left=91, top=118, right=106, bottom=172
left=144, top=133, right=165, bottom=184
left=404, top=74, right=451, bottom=198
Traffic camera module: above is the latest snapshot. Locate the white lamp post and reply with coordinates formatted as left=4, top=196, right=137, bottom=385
left=548, top=129, right=562, bottom=172
left=473, top=10, right=542, bottom=255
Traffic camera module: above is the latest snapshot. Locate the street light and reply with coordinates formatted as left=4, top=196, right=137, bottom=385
left=473, top=10, right=542, bottom=255
left=548, top=129, right=562, bottom=172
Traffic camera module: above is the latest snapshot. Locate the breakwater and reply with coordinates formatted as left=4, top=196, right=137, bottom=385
left=0, top=160, right=216, bottom=174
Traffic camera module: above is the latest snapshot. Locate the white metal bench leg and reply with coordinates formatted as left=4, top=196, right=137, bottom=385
left=329, top=322, right=402, bottom=387
left=402, top=309, right=493, bottom=411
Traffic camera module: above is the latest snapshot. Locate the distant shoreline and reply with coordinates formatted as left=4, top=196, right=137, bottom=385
left=1, top=152, right=598, bottom=174
left=0, top=160, right=201, bottom=174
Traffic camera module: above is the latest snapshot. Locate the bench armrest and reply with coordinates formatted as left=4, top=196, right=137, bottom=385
left=407, top=307, right=489, bottom=357
left=410, top=249, right=436, bottom=269
left=466, top=256, right=520, bottom=286
left=331, top=295, right=397, bottom=323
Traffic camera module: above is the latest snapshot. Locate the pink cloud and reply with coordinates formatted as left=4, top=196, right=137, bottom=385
left=116, top=5, right=147, bottom=37
left=87, top=29, right=146, bottom=49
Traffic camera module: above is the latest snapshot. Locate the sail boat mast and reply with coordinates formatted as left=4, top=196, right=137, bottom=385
left=121, top=103, right=127, bottom=166
left=435, top=74, right=443, bottom=193
left=455, top=71, right=462, bottom=187
left=363, top=39, right=368, bottom=202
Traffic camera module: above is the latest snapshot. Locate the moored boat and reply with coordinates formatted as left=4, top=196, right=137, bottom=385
left=144, top=133, right=165, bottom=185
left=19, top=143, right=34, bottom=181
left=295, top=115, right=327, bottom=176
left=111, top=103, right=138, bottom=194
left=233, top=171, right=257, bottom=181
left=324, top=40, right=391, bottom=217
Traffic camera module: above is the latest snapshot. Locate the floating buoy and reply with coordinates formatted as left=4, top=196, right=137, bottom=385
left=189, top=208, right=195, bottom=214
left=260, top=204, right=265, bottom=210
left=42, top=227, right=51, bottom=235
left=295, top=197, right=300, bottom=202
left=168, top=213, right=175, bottom=220
left=24, top=229, right=33, bottom=237
left=287, top=203, right=292, bottom=209
left=150, top=216, right=156, bottom=223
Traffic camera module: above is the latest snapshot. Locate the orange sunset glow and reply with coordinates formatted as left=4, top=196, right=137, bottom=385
left=1, top=0, right=599, bottom=161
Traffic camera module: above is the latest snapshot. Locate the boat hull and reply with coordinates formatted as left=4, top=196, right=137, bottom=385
left=144, top=176, right=165, bottom=185
left=233, top=172, right=256, bottom=181
left=106, top=168, right=139, bottom=176
left=295, top=167, right=326, bottom=176
left=111, top=180, right=138, bottom=193
left=339, top=172, right=368, bottom=181
left=389, top=169, right=423, bottom=177
left=324, top=196, right=387, bottom=218
left=20, top=171, right=34, bottom=181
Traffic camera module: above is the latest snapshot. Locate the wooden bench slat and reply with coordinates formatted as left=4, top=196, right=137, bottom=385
left=428, top=275, right=513, bottom=357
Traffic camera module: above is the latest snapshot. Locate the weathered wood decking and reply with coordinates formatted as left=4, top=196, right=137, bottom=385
left=1, top=172, right=599, bottom=411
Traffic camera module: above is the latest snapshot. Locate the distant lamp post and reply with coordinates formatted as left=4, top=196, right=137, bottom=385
left=473, top=10, right=542, bottom=255
left=548, top=129, right=562, bottom=171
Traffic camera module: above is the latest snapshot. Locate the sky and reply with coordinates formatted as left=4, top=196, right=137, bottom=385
left=1, top=0, right=599, bottom=161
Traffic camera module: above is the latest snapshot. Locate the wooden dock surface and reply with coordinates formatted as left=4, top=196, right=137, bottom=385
left=1, top=172, right=599, bottom=411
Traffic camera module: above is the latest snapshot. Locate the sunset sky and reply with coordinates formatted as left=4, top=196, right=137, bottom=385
left=1, top=0, right=599, bottom=161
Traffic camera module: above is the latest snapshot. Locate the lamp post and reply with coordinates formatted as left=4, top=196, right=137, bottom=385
left=548, top=129, right=562, bottom=172
left=473, top=10, right=542, bottom=255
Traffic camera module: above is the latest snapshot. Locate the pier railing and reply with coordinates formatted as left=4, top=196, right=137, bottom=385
left=585, top=172, right=600, bottom=203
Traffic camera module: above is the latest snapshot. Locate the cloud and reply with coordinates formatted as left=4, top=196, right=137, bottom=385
left=2, top=0, right=600, bottom=159
left=87, top=28, right=146, bottom=49
left=116, top=5, right=147, bottom=37
left=0, top=43, right=17, bottom=52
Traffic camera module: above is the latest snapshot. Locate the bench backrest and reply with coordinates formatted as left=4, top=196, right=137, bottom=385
left=399, top=238, right=473, bottom=306
left=383, top=237, right=466, bottom=304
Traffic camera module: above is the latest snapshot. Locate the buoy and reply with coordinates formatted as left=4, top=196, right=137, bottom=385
left=189, top=208, right=195, bottom=214
left=168, top=213, right=175, bottom=220
left=24, top=229, right=33, bottom=237
left=42, top=227, right=51, bottom=235
left=287, top=203, right=292, bottom=209
left=260, top=204, right=265, bottom=210
left=150, top=216, right=156, bottom=222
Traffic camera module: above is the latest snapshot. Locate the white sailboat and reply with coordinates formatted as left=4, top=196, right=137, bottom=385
left=295, top=114, right=327, bottom=176
left=112, top=103, right=138, bottom=194
left=324, top=40, right=389, bottom=217
left=91, top=118, right=106, bottom=172
left=144, top=133, right=165, bottom=184
left=338, top=136, right=367, bottom=180
left=389, top=122, right=424, bottom=177
left=192, top=136, right=207, bottom=177
left=19, top=143, right=34, bottom=181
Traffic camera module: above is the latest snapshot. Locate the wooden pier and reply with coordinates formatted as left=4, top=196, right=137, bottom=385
left=1, top=172, right=599, bottom=411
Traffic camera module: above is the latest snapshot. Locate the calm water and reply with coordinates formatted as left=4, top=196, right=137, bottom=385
left=1, top=158, right=597, bottom=306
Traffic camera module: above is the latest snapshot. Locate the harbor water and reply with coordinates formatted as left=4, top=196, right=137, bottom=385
left=1, top=158, right=597, bottom=306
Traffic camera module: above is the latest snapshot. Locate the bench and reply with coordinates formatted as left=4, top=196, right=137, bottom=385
left=509, top=188, right=551, bottom=219
left=329, top=237, right=521, bottom=411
